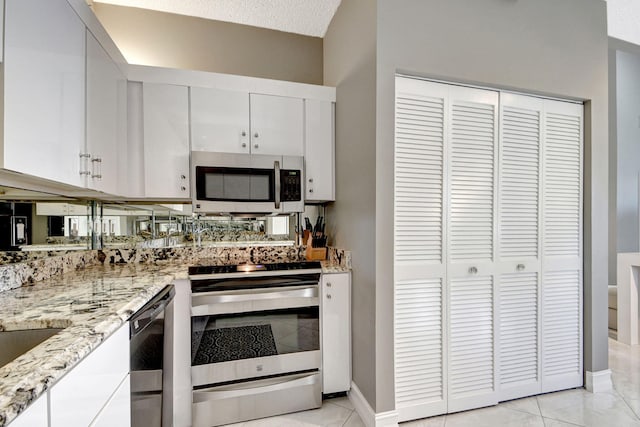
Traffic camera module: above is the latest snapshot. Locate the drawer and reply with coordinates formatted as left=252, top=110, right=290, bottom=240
left=192, top=372, right=321, bottom=427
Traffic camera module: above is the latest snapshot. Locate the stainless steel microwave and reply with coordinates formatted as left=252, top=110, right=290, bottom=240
left=191, top=151, right=304, bottom=215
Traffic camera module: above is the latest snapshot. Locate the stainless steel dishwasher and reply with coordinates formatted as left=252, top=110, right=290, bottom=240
left=130, top=285, right=175, bottom=427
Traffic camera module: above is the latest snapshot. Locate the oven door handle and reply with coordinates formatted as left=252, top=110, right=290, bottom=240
left=193, top=372, right=318, bottom=403
left=191, top=286, right=318, bottom=316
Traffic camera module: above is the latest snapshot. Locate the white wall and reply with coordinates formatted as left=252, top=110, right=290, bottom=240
left=616, top=50, right=640, bottom=253
left=607, top=0, right=640, bottom=45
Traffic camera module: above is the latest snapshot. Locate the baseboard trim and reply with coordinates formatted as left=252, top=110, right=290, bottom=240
left=348, top=382, right=399, bottom=427
left=586, top=369, right=613, bottom=393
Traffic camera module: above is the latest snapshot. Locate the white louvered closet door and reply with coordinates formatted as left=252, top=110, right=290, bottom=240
left=445, top=85, right=499, bottom=413
left=496, top=94, right=543, bottom=402
left=394, top=77, right=448, bottom=421
left=540, top=99, right=583, bottom=393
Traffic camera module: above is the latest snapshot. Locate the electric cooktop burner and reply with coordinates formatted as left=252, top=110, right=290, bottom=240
left=188, top=261, right=322, bottom=276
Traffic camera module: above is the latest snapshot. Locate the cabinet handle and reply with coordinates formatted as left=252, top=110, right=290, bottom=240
left=326, top=282, right=331, bottom=287
left=181, top=186, right=187, bottom=191
left=254, top=144, right=259, bottom=149
left=468, top=266, right=478, bottom=274
left=326, top=294, right=332, bottom=299
left=516, top=264, right=525, bottom=271
left=92, top=174, right=102, bottom=179
left=79, top=153, right=90, bottom=176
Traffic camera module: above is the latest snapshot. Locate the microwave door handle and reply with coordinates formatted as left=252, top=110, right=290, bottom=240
left=274, top=160, right=281, bottom=209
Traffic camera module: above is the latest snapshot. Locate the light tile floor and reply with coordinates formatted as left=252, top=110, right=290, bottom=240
left=225, top=338, right=640, bottom=426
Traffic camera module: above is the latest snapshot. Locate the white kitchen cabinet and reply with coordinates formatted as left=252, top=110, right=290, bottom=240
left=49, top=323, right=129, bottom=427
left=304, top=100, right=335, bottom=202
left=90, top=375, right=131, bottom=427
left=8, top=393, right=47, bottom=427
left=86, top=30, right=126, bottom=195
left=321, top=272, right=351, bottom=394
left=3, top=0, right=85, bottom=187
left=250, top=94, right=303, bottom=156
left=143, top=83, right=190, bottom=199
left=393, top=77, right=584, bottom=422
left=190, top=87, right=303, bottom=157
left=190, top=87, right=250, bottom=154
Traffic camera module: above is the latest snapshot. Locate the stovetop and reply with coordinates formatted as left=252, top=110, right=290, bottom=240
left=188, top=261, right=322, bottom=276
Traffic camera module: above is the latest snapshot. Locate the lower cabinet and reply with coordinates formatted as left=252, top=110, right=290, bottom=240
left=49, top=323, right=129, bottom=427
left=9, top=394, right=48, bottom=427
left=90, top=374, right=131, bottom=427
left=321, top=272, right=351, bottom=394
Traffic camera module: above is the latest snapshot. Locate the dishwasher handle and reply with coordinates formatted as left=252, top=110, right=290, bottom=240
left=130, top=285, right=175, bottom=338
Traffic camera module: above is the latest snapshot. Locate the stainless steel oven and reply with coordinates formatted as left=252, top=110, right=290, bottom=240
left=189, top=262, right=322, bottom=427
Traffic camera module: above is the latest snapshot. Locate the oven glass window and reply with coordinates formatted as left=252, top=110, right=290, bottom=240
left=191, top=307, right=319, bottom=366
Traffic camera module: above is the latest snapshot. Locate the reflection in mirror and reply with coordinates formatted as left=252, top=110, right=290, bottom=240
left=0, top=185, right=297, bottom=254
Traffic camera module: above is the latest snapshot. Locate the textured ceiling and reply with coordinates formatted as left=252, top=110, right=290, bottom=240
left=93, top=0, right=342, bottom=37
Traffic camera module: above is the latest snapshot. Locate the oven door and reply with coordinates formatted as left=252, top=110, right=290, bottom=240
left=191, top=285, right=320, bottom=387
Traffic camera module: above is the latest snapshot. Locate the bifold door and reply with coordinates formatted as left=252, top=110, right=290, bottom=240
left=394, top=76, right=583, bottom=422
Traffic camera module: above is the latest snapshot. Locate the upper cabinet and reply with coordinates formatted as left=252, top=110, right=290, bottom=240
left=190, top=87, right=304, bottom=157
left=249, top=94, right=303, bottom=156
left=3, top=0, right=86, bottom=187
left=86, top=30, right=127, bottom=195
left=142, top=83, right=191, bottom=199
left=304, top=100, right=335, bottom=202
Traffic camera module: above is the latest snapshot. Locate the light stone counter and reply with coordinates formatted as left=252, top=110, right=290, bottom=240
left=0, top=262, right=186, bottom=427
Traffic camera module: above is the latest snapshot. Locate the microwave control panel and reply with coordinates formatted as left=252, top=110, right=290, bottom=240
left=280, top=170, right=302, bottom=201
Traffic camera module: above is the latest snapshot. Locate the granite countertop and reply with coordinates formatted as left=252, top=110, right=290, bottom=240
left=0, top=257, right=349, bottom=426
left=0, top=262, right=186, bottom=427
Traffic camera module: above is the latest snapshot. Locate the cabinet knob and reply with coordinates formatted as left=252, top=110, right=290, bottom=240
left=180, top=174, right=186, bottom=180
left=254, top=133, right=259, bottom=138
left=181, top=186, right=187, bottom=191
left=517, top=264, right=525, bottom=271
left=326, top=282, right=332, bottom=287
left=309, top=189, right=314, bottom=193
left=241, top=131, right=247, bottom=137
left=254, top=144, right=259, bottom=149
left=468, top=266, right=478, bottom=274
left=326, top=294, right=332, bottom=299
left=309, top=178, right=314, bottom=183
left=242, top=143, right=247, bottom=148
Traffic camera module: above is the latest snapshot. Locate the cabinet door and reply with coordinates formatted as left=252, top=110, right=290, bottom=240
left=143, top=83, right=190, bottom=199
left=496, top=93, right=543, bottom=402
left=321, top=273, right=351, bottom=394
left=50, top=323, right=129, bottom=427
left=540, top=99, right=583, bottom=393
left=90, top=375, right=131, bottom=427
left=86, top=30, right=126, bottom=195
left=304, top=100, right=335, bottom=202
left=249, top=94, right=303, bottom=156
left=190, top=87, right=250, bottom=154
left=4, top=0, right=85, bottom=187
left=9, top=393, right=47, bottom=427
left=445, top=85, right=499, bottom=413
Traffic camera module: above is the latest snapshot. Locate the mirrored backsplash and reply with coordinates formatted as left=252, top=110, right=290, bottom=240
left=0, top=185, right=326, bottom=258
